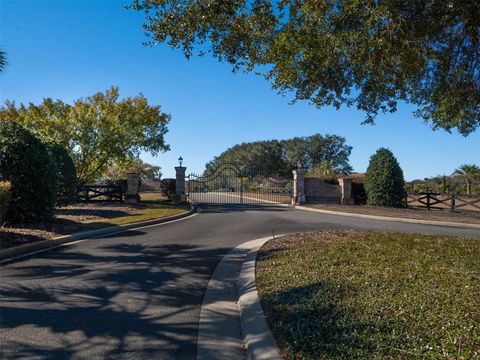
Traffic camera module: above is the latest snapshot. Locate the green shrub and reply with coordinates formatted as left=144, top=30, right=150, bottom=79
left=160, top=178, right=176, bottom=201
left=0, top=121, right=57, bottom=222
left=0, top=180, right=12, bottom=225
left=44, top=141, right=78, bottom=205
left=364, top=148, right=405, bottom=207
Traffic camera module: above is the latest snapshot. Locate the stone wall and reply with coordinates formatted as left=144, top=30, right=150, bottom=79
left=304, top=177, right=342, bottom=204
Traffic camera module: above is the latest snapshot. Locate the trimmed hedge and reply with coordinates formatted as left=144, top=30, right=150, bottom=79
left=45, top=141, right=78, bottom=205
left=0, top=180, right=12, bottom=225
left=0, top=121, right=57, bottom=222
left=364, top=148, right=405, bottom=207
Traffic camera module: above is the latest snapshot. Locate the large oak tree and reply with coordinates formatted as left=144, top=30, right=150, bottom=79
left=130, top=0, right=479, bottom=135
left=206, top=134, right=353, bottom=177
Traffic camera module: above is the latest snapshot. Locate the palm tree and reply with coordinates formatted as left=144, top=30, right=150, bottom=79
left=313, top=160, right=335, bottom=175
left=0, top=50, right=6, bottom=73
left=453, top=164, right=480, bottom=195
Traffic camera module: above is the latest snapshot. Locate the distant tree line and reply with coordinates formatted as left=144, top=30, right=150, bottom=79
left=205, top=134, right=353, bottom=178
left=407, top=164, right=480, bottom=195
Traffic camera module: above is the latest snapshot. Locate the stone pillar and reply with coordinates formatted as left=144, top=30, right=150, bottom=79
left=292, top=169, right=306, bottom=205
left=338, top=177, right=353, bottom=205
left=125, top=172, right=140, bottom=203
left=175, top=166, right=186, bottom=202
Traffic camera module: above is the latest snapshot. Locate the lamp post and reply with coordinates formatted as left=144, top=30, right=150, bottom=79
left=175, top=156, right=186, bottom=202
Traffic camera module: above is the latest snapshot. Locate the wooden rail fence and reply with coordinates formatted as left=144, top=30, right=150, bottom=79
left=406, top=192, right=480, bottom=212
left=77, top=185, right=123, bottom=202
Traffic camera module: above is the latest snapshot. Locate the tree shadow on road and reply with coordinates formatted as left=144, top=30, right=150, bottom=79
left=197, top=203, right=291, bottom=213
left=0, top=241, right=234, bottom=359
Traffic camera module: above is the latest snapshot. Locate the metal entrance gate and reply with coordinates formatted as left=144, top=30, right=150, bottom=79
left=186, top=163, right=292, bottom=204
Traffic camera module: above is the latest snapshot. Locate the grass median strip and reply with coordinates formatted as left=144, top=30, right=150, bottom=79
left=1, top=204, right=190, bottom=249
left=256, top=231, right=480, bottom=359
left=85, top=205, right=189, bottom=226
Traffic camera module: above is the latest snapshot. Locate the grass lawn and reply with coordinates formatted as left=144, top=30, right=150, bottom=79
left=256, top=231, right=480, bottom=359
left=140, top=192, right=168, bottom=201
left=86, top=205, right=189, bottom=226
left=1, top=204, right=190, bottom=249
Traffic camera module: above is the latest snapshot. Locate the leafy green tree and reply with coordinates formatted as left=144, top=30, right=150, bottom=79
left=0, top=50, right=6, bottom=73
left=364, top=148, right=405, bottom=207
left=305, top=134, right=352, bottom=172
left=0, top=121, right=57, bottom=222
left=282, top=137, right=308, bottom=170
left=0, top=87, right=170, bottom=183
left=453, top=164, right=480, bottom=195
left=206, top=134, right=352, bottom=177
left=102, top=157, right=162, bottom=181
left=130, top=1, right=479, bottom=136
left=206, top=140, right=286, bottom=176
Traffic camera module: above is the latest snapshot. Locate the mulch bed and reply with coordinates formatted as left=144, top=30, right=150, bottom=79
left=0, top=202, right=164, bottom=250
left=306, top=204, right=480, bottom=224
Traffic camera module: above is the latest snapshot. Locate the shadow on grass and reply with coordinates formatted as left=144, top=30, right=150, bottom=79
left=1, top=241, right=233, bottom=359
left=261, top=282, right=391, bottom=359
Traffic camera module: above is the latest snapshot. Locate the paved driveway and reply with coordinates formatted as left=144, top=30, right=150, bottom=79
left=1, top=204, right=478, bottom=359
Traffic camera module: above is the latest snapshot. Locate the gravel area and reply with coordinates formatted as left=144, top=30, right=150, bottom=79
left=1, top=202, right=158, bottom=249
left=305, top=204, right=480, bottom=224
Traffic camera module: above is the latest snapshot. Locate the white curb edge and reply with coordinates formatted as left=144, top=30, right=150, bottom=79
left=238, top=236, right=284, bottom=360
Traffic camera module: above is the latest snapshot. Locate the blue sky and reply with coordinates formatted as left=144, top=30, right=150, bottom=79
left=1, top=0, right=478, bottom=180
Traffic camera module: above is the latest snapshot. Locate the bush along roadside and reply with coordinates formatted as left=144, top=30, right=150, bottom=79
left=45, top=141, right=78, bottom=205
left=364, top=148, right=405, bottom=207
left=0, top=121, right=57, bottom=222
left=0, top=180, right=11, bottom=225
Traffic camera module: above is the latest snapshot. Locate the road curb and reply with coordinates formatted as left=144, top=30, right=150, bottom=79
left=238, top=237, right=283, bottom=360
left=295, top=206, right=480, bottom=229
left=196, top=235, right=283, bottom=360
left=0, top=205, right=196, bottom=264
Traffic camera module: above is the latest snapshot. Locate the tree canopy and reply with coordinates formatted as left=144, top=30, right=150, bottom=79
left=130, top=0, right=480, bottom=136
left=0, top=87, right=170, bottom=183
left=102, top=157, right=162, bottom=181
left=453, top=164, right=480, bottom=195
left=0, top=50, right=6, bottom=73
left=205, top=134, right=352, bottom=177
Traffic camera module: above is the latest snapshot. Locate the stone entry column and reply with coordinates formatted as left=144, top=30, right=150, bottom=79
left=175, top=166, right=186, bottom=202
left=292, top=169, right=306, bottom=205
left=338, top=177, right=353, bottom=205
left=125, top=172, right=140, bottom=203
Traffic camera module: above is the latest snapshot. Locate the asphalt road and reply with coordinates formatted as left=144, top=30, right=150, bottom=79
left=1, top=204, right=479, bottom=359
